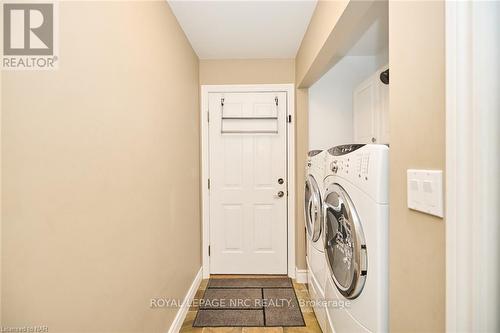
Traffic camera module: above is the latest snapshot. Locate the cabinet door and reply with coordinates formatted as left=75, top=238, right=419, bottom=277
left=353, top=66, right=390, bottom=145
left=377, top=67, right=390, bottom=144
left=353, top=75, right=377, bottom=144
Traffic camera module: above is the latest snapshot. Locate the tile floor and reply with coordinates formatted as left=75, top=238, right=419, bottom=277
left=180, top=278, right=322, bottom=333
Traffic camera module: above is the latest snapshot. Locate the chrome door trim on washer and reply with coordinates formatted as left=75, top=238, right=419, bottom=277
left=304, top=174, right=322, bottom=242
left=323, top=183, right=367, bottom=299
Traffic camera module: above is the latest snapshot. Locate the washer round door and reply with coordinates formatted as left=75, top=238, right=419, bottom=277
left=304, top=174, right=322, bottom=242
left=323, top=184, right=367, bottom=299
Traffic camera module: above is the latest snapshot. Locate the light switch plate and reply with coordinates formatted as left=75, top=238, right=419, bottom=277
left=407, top=169, right=443, bottom=218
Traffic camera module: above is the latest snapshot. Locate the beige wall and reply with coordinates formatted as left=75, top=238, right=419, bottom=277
left=294, top=89, right=309, bottom=269
left=296, top=1, right=387, bottom=88
left=295, top=1, right=349, bottom=86
left=1, top=2, right=200, bottom=332
left=199, top=59, right=294, bottom=85
left=0, top=70, right=2, bottom=326
left=389, top=1, right=445, bottom=332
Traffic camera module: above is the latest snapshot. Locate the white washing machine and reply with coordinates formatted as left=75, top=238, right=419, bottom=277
left=323, top=144, right=389, bottom=333
left=304, top=149, right=328, bottom=332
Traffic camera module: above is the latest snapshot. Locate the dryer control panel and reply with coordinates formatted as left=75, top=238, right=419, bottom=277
left=307, top=149, right=327, bottom=183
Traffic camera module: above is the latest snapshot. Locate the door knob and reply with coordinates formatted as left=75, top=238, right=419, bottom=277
left=278, top=178, right=284, bottom=184
left=277, top=191, right=285, bottom=198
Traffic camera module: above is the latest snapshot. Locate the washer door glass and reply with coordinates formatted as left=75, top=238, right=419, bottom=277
left=304, top=175, right=322, bottom=242
left=324, top=184, right=367, bottom=299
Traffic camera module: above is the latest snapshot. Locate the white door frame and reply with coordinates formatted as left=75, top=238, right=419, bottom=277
left=446, top=1, right=500, bottom=331
left=200, top=84, right=295, bottom=279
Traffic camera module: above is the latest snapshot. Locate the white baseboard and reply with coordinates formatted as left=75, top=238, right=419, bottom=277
left=167, top=267, right=203, bottom=333
left=295, top=267, right=308, bottom=284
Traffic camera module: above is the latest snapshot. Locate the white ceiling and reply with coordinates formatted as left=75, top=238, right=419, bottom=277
left=168, top=1, right=317, bottom=59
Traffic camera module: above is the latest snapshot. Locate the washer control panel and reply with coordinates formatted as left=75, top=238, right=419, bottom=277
left=326, top=144, right=389, bottom=204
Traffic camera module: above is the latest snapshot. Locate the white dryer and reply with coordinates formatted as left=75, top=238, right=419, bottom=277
left=304, top=149, right=328, bottom=332
left=323, top=144, right=389, bottom=333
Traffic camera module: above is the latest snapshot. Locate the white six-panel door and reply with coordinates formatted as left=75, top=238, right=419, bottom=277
left=208, top=92, right=288, bottom=274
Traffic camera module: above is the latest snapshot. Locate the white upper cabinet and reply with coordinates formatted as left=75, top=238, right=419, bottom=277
left=353, top=73, right=378, bottom=144
left=353, top=66, right=390, bottom=144
left=378, top=67, right=390, bottom=143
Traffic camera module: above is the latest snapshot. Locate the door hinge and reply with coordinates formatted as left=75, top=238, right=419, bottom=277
left=207, top=111, right=210, bottom=122
left=288, top=115, right=292, bottom=123
left=208, top=178, right=211, bottom=190
left=208, top=245, right=211, bottom=256
left=275, top=96, right=278, bottom=106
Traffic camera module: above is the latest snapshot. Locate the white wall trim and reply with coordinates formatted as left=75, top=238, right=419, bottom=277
left=167, top=267, right=203, bottom=333
left=295, top=267, right=307, bottom=284
left=446, top=1, right=500, bottom=332
left=445, top=3, right=467, bottom=329
left=200, top=84, right=296, bottom=279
